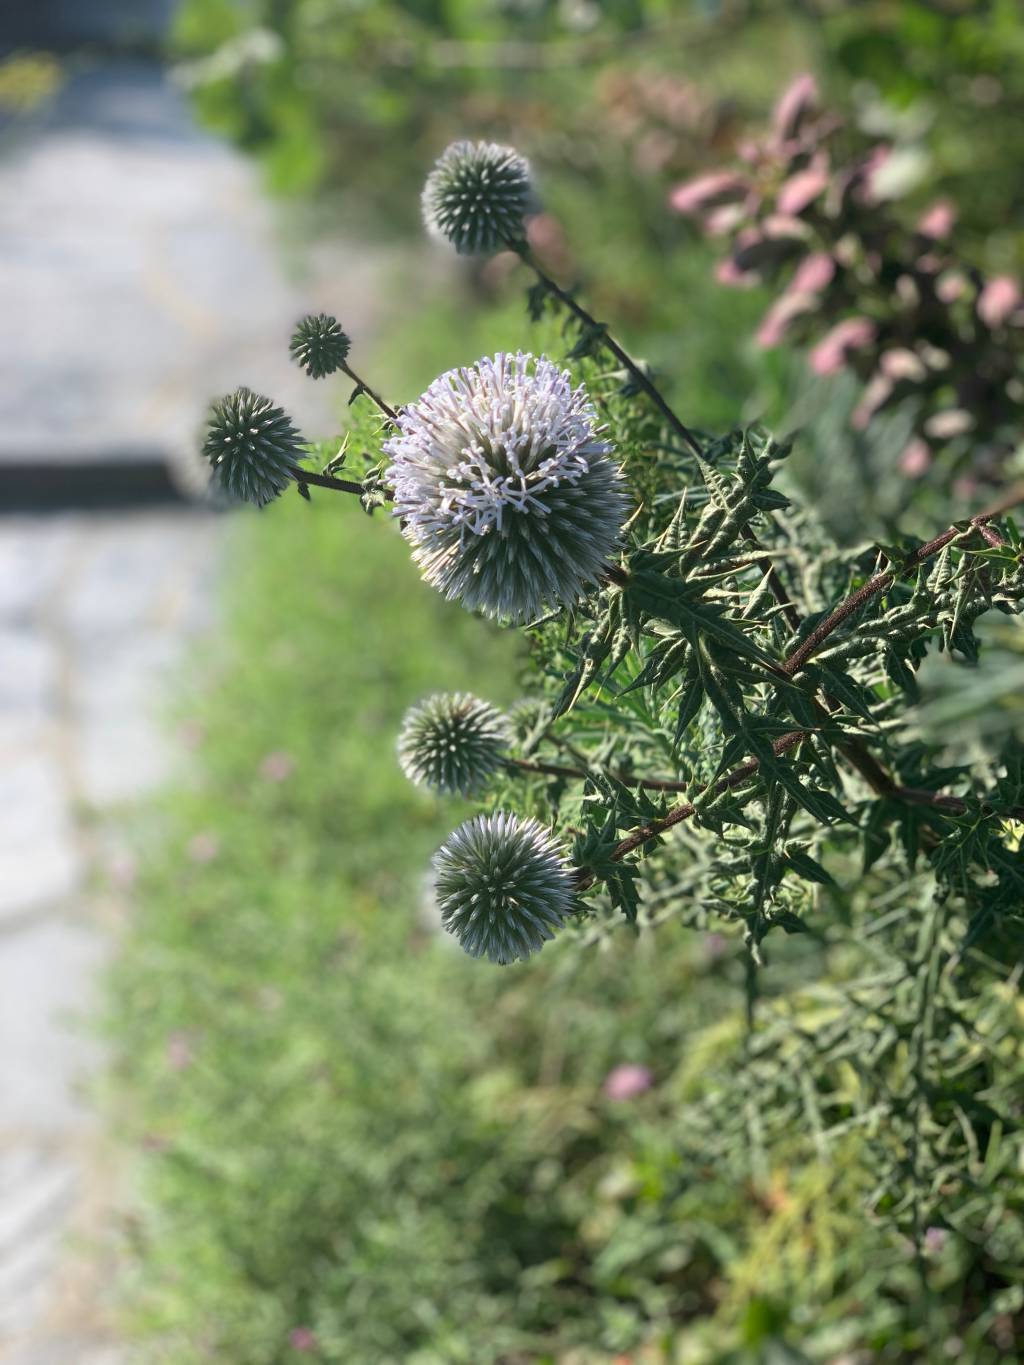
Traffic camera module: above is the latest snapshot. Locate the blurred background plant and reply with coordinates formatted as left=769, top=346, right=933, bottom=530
left=101, top=1, right=1024, bottom=1361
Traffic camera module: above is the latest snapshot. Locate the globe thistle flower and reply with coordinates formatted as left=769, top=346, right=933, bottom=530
left=432, top=812, right=575, bottom=964
left=398, top=692, right=509, bottom=796
left=201, top=387, right=302, bottom=506
left=422, top=140, right=536, bottom=255
left=289, top=313, right=351, bottom=379
left=384, top=352, right=629, bottom=624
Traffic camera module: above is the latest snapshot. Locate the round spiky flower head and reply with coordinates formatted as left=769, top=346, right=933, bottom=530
left=201, top=387, right=302, bottom=507
left=384, top=352, right=629, bottom=624
left=422, top=140, right=535, bottom=255
left=398, top=692, right=509, bottom=796
left=289, top=313, right=351, bottom=379
left=432, top=812, right=574, bottom=964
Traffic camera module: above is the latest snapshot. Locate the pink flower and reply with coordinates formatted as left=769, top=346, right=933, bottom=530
left=773, top=73, right=818, bottom=142
left=167, top=1032, right=193, bottom=1072
left=715, top=257, right=758, bottom=289
left=704, top=203, right=746, bottom=237
left=603, top=1064, right=653, bottom=1102
left=187, top=832, right=220, bottom=865
left=879, top=348, right=926, bottom=383
left=669, top=171, right=748, bottom=216
left=756, top=294, right=813, bottom=349
left=936, top=271, right=967, bottom=304
left=808, top=317, right=876, bottom=375
left=899, top=438, right=932, bottom=478
left=978, top=275, right=1022, bottom=328
left=851, top=374, right=893, bottom=429
left=790, top=251, right=835, bottom=295
left=289, top=1327, right=318, bottom=1352
left=776, top=167, right=829, bottom=216
left=260, top=750, right=295, bottom=783
left=917, top=199, right=956, bottom=240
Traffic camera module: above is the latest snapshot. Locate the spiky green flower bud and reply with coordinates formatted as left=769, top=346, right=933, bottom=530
left=398, top=693, right=509, bottom=796
left=289, top=313, right=351, bottom=379
left=383, top=351, right=629, bottom=623
left=422, top=140, right=536, bottom=255
left=201, top=387, right=302, bottom=507
left=432, top=812, right=574, bottom=965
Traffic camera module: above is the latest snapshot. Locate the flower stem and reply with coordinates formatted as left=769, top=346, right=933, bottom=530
left=340, top=360, right=400, bottom=425
left=286, top=464, right=365, bottom=496
left=505, top=755, right=690, bottom=792
left=512, top=243, right=702, bottom=457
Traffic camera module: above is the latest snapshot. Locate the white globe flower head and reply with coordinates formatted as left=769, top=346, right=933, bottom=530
left=397, top=692, right=509, bottom=796
left=384, top=352, right=630, bottom=624
left=432, top=812, right=575, bottom=965
left=422, top=140, right=536, bottom=255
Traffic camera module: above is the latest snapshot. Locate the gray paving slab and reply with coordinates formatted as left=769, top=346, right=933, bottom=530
left=0, top=12, right=400, bottom=1358
left=0, top=57, right=388, bottom=500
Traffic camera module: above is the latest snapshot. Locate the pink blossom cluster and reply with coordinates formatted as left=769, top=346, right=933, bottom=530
left=670, top=75, right=1024, bottom=491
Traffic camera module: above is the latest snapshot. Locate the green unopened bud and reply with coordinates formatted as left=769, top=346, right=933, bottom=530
left=398, top=693, right=508, bottom=796
left=201, top=387, right=302, bottom=507
left=432, top=812, right=574, bottom=964
left=289, top=313, right=352, bottom=379
left=422, top=141, right=536, bottom=256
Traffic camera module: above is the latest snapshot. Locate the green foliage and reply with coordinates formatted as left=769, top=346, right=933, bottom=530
left=116, top=12, right=1024, bottom=1354
left=108, top=493, right=1024, bottom=1363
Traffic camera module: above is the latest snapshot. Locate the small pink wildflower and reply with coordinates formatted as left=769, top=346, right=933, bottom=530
left=776, top=167, right=829, bottom=217
left=166, top=1032, right=193, bottom=1072
left=773, top=73, right=818, bottom=143
left=978, top=275, right=1022, bottom=329
left=603, top=1064, right=653, bottom=1102
left=260, top=750, right=295, bottom=783
left=808, top=317, right=876, bottom=376
left=917, top=200, right=956, bottom=240
left=668, top=171, right=748, bottom=216
left=289, top=1326, right=318, bottom=1352
left=790, top=251, right=835, bottom=295
left=187, top=832, right=220, bottom=865
left=899, top=438, right=932, bottom=478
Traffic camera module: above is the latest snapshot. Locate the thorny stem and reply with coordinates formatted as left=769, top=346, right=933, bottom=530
left=505, top=755, right=690, bottom=792
left=340, top=360, right=400, bottom=425
left=287, top=463, right=395, bottom=502
left=576, top=489, right=1024, bottom=889
left=513, top=243, right=703, bottom=458
left=574, top=730, right=806, bottom=891
left=782, top=487, right=1024, bottom=677
left=286, top=464, right=365, bottom=496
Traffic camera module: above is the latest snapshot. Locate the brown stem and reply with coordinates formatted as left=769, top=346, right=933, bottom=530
left=575, top=730, right=807, bottom=890
left=340, top=360, right=400, bottom=425
left=781, top=498, right=1022, bottom=678
left=505, top=755, right=690, bottom=792
left=575, top=488, right=1024, bottom=889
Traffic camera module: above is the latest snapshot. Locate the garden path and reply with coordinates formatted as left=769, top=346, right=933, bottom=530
left=0, top=19, right=396, bottom=1362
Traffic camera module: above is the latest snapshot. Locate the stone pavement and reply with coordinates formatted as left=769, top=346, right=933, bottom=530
left=0, top=511, right=220, bottom=1363
left=0, top=30, right=401, bottom=1365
